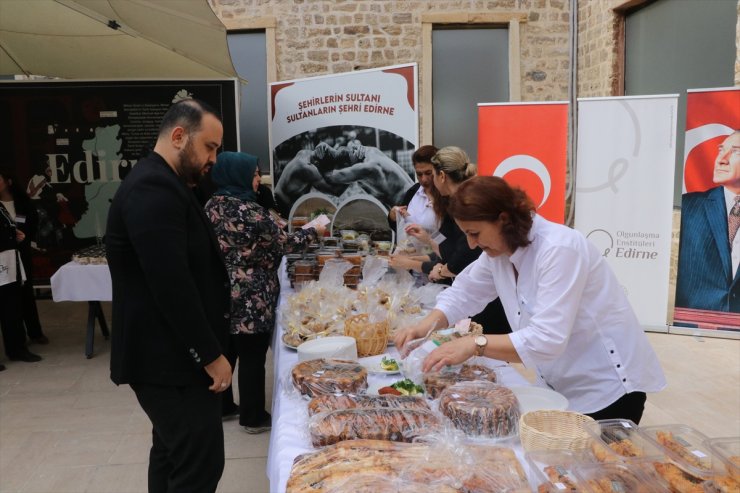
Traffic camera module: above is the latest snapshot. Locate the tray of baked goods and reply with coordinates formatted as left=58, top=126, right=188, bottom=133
left=285, top=353, right=739, bottom=492
left=280, top=265, right=441, bottom=351
left=580, top=419, right=740, bottom=493
left=71, top=244, right=107, bottom=265
left=285, top=438, right=533, bottom=493
left=289, top=356, right=526, bottom=448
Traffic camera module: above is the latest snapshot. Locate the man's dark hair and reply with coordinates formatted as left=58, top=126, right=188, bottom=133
left=412, top=145, right=438, bottom=165
left=158, top=99, right=221, bottom=137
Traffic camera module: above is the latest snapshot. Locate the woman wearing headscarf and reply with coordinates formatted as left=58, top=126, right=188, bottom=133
left=205, top=152, right=323, bottom=433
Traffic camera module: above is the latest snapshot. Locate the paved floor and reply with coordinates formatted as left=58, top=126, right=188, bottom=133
left=0, top=300, right=272, bottom=493
left=0, top=300, right=738, bottom=492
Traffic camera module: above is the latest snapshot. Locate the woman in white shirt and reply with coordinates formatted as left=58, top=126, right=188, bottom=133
left=394, top=176, right=665, bottom=423
left=387, top=145, right=439, bottom=235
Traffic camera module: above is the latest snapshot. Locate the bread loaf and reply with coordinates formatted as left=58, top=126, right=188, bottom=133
left=307, top=393, right=430, bottom=416
left=308, top=408, right=440, bottom=446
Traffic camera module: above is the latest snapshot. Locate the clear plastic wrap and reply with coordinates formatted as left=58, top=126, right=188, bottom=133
left=285, top=437, right=532, bottom=493
left=423, top=361, right=499, bottom=399
left=582, top=419, right=666, bottom=462
left=705, top=436, right=740, bottom=482
left=640, top=424, right=719, bottom=481
left=291, top=358, right=368, bottom=398
left=702, top=474, right=740, bottom=493
left=401, top=319, right=484, bottom=383
left=360, top=255, right=388, bottom=286
left=437, top=381, right=520, bottom=439
left=572, top=462, right=665, bottom=492
left=307, top=407, right=441, bottom=446
left=415, top=281, right=447, bottom=307
left=307, top=393, right=430, bottom=417
left=318, top=258, right=353, bottom=284
left=526, top=449, right=595, bottom=492
left=321, top=474, right=453, bottom=493
left=280, top=273, right=357, bottom=347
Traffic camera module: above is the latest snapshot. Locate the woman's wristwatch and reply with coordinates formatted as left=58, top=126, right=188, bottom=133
left=474, top=335, right=488, bottom=357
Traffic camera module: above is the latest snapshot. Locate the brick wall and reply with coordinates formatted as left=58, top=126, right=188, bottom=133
left=209, top=0, right=571, bottom=102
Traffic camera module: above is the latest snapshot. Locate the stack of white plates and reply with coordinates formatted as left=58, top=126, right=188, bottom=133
left=509, top=386, right=569, bottom=413
left=297, top=336, right=358, bottom=362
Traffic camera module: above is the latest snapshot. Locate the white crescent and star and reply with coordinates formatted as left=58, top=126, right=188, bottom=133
left=493, top=154, right=552, bottom=208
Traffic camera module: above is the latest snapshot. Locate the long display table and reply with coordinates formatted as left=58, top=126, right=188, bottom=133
left=265, top=264, right=532, bottom=492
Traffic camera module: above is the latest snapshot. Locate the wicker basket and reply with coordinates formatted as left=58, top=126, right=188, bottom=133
left=344, top=313, right=388, bottom=357
left=519, top=410, right=594, bottom=452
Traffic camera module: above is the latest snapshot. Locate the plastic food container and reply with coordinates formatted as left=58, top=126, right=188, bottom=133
left=322, top=237, right=340, bottom=247
left=582, top=419, right=665, bottom=462
left=294, top=273, right=315, bottom=284
left=291, top=216, right=308, bottom=228
left=343, top=274, right=360, bottom=286
left=317, top=250, right=340, bottom=266
left=640, top=424, right=719, bottom=480
left=705, top=436, right=740, bottom=481
left=294, top=260, right=315, bottom=274
left=526, top=449, right=595, bottom=491
left=374, top=241, right=392, bottom=252
left=572, top=461, right=665, bottom=492
left=340, top=229, right=358, bottom=241
left=342, top=253, right=362, bottom=266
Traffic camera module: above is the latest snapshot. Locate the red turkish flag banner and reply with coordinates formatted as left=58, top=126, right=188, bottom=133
left=478, top=102, right=568, bottom=223
left=684, top=88, right=740, bottom=193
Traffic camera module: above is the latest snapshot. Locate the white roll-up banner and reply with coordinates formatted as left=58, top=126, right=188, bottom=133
left=575, top=95, right=678, bottom=330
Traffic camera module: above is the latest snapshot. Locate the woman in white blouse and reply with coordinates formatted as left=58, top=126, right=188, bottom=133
left=394, top=176, right=665, bottom=423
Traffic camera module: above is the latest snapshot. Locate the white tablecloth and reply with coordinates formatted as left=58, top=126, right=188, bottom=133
left=50, top=262, right=112, bottom=302
left=266, top=261, right=532, bottom=493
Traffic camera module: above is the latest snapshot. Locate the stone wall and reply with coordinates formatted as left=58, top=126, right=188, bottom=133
left=577, top=0, right=740, bottom=98
left=209, top=0, right=571, bottom=102
left=210, top=0, right=739, bottom=98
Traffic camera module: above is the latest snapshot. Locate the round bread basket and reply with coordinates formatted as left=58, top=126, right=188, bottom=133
left=519, top=410, right=594, bottom=452
left=344, top=313, right=388, bottom=357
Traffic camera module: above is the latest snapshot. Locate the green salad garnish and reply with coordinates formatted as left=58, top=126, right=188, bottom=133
left=390, top=378, right=424, bottom=395
left=380, top=356, right=399, bottom=371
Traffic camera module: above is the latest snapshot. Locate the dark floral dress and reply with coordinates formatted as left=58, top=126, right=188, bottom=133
left=205, top=195, right=317, bottom=335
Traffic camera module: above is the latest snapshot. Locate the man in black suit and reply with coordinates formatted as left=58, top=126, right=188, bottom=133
left=677, top=130, right=740, bottom=313
left=106, top=99, right=232, bottom=493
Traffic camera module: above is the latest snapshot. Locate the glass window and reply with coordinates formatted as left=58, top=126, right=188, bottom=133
left=625, top=0, right=736, bottom=204
left=227, top=31, right=270, bottom=174
left=432, top=27, right=509, bottom=162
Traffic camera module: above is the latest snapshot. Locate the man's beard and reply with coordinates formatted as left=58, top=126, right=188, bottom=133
left=176, top=139, right=206, bottom=186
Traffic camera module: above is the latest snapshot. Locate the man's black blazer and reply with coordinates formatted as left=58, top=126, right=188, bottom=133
left=106, top=152, right=231, bottom=387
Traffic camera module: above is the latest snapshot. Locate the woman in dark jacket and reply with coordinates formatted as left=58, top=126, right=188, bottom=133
left=0, top=170, right=43, bottom=369
left=205, top=152, right=323, bottom=432
left=0, top=168, right=48, bottom=344
left=390, top=147, right=511, bottom=335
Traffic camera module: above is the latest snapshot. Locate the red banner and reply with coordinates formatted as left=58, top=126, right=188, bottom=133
left=478, top=102, right=568, bottom=223
left=684, top=88, right=740, bottom=192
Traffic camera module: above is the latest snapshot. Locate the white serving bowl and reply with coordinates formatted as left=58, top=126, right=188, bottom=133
left=297, top=336, right=358, bottom=362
